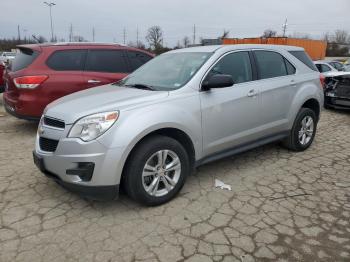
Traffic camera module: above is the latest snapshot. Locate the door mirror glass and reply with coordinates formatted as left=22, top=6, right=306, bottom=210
left=202, top=74, right=234, bottom=90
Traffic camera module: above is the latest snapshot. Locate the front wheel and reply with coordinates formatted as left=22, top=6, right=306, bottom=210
left=282, top=108, right=317, bottom=151
left=123, top=135, right=190, bottom=206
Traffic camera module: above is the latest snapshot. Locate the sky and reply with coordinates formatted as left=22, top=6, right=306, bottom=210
left=1, top=0, right=350, bottom=47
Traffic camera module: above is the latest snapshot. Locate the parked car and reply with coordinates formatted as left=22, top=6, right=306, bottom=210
left=3, top=43, right=154, bottom=120
left=33, top=45, right=323, bottom=205
left=315, top=60, right=350, bottom=75
left=0, top=51, right=16, bottom=64
left=324, top=75, right=350, bottom=109
left=0, top=62, right=5, bottom=93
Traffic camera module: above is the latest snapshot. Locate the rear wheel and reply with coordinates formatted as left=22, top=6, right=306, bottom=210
left=123, top=135, right=190, bottom=206
left=282, top=108, right=317, bottom=151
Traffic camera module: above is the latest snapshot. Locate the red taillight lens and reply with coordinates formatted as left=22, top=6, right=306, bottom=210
left=14, top=75, right=48, bottom=89
left=319, top=74, right=326, bottom=89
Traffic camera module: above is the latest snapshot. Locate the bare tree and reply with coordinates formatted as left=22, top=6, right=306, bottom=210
left=145, top=26, right=163, bottom=50
left=183, top=36, right=190, bottom=47
left=128, top=40, right=146, bottom=50
left=334, top=30, right=349, bottom=44
left=219, top=30, right=230, bottom=39
left=262, top=29, right=277, bottom=38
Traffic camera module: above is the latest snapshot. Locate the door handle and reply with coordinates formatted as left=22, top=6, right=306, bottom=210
left=87, top=79, right=101, bottom=84
left=247, top=89, right=258, bottom=97
left=290, top=80, right=297, bottom=87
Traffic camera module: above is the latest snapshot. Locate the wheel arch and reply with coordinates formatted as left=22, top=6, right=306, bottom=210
left=120, top=127, right=197, bottom=186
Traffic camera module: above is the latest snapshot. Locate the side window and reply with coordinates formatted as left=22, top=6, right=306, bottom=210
left=85, top=50, right=129, bottom=73
left=128, top=51, right=153, bottom=71
left=254, top=51, right=288, bottom=79
left=208, top=51, right=252, bottom=84
left=320, top=64, right=331, bottom=73
left=46, top=50, right=86, bottom=71
left=284, top=58, right=296, bottom=75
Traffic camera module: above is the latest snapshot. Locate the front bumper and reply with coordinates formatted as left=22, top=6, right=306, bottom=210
left=33, top=124, right=127, bottom=201
left=33, top=151, right=119, bottom=200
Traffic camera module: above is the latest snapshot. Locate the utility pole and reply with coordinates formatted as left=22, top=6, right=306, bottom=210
left=44, top=2, right=56, bottom=42
left=17, top=25, right=21, bottom=41
left=69, top=23, right=73, bottom=42
left=92, top=27, right=95, bottom=42
left=136, top=26, right=139, bottom=44
left=123, top=28, right=126, bottom=45
left=193, top=24, right=196, bottom=45
left=282, top=18, right=288, bottom=37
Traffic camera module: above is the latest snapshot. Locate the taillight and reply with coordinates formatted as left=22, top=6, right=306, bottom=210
left=319, top=74, right=326, bottom=89
left=14, top=75, right=48, bottom=89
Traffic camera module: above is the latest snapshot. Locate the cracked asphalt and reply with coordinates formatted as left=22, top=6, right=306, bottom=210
left=1, top=95, right=350, bottom=262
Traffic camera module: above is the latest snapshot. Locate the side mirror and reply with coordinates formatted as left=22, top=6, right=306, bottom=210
left=202, top=74, right=234, bottom=91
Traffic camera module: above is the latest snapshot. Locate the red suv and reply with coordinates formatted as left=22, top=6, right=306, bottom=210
left=3, top=43, right=154, bottom=120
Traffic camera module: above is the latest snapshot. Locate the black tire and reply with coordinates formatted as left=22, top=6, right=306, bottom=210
left=123, top=135, right=190, bottom=206
left=282, top=108, right=317, bottom=152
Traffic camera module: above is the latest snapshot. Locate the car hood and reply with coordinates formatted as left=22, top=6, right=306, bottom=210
left=45, top=84, right=169, bottom=124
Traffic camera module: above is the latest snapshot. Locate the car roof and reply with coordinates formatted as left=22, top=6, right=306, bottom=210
left=16, top=42, right=154, bottom=56
left=170, top=44, right=304, bottom=53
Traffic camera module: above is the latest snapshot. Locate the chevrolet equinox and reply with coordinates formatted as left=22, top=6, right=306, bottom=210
left=33, top=45, right=324, bottom=206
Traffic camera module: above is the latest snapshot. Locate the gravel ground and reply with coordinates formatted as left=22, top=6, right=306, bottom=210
left=1, top=95, right=350, bottom=262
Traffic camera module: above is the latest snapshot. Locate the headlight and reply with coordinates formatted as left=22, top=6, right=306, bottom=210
left=68, top=111, right=119, bottom=142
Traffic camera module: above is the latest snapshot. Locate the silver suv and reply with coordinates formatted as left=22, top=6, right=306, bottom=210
left=33, top=45, right=324, bottom=205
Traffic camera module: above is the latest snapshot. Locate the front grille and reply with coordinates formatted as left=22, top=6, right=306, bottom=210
left=39, top=137, right=59, bottom=152
left=44, top=117, right=65, bottom=129
left=335, top=84, right=350, bottom=98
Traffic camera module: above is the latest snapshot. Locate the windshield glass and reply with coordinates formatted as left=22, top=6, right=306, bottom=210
left=117, top=52, right=212, bottom=91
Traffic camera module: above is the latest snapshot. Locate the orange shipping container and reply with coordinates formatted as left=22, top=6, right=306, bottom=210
left=222, top=37, right=327, bottom=60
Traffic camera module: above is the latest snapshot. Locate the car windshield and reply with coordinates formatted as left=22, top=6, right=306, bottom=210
left=117, top=52, right=212, bottom=91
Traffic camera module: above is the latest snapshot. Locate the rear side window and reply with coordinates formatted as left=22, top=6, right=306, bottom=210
left=254, top=51, right=288, bottom=79
left=288, top=51, right=318, bottom=71
left=128, top=51, right=153, bottom=71
left=85, top=50, right=129, bottom=73
left=208, top=51, right=252, bottom=84
left=47, top=50, right=86, bottom=71
left=11, top=48, right=39, bottom=71
left=285, top=59, right=296, bottom=75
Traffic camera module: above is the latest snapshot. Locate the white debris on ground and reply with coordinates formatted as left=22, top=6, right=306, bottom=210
left=215, top=179, right=232, bottom=191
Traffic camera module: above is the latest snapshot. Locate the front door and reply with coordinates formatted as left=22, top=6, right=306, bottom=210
left=200, top=51, right=262, bottom=157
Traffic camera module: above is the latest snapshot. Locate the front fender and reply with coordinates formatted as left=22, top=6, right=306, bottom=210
left=97, top=94, right=202, bottom=182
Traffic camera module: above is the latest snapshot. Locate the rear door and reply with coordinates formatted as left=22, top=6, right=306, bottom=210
left=253, top=50, right=296, bottom=134
left=83, top=49, right=130, bottom=88
left=44, top=49, right=87, bottom=98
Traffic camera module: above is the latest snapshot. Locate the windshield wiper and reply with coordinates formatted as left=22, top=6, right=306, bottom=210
left=124, top=84, right=155, bottom=91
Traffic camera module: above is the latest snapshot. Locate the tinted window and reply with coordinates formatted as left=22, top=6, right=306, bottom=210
left=319, top=64, right=331, bottom=72
left=289, top=50, right=318, bottom=71
left=128, top=51, right=153, bottom=71
left=86, top=50, right=129, bottom=73
left=47, top=50, right=86, bottom=71
left=285, top=58, right=296, bottom=75
left=11, top=48, right=39, bottom=71
left=254, top=51, right=287, bottom=79
left=208, top=51, right=252, bottom=84
left=329, top=62, right=344, bottom=71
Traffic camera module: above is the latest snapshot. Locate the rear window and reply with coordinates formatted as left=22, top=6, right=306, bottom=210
left=85, top=50, right=129, bottom=73
left=11, top=48, right=39, bottom=71
left=254, top=50, right=288, bottom=79
left=288, top=51, right=318, bottom=71
left=127, top=51, right=153, bottom=71
left=46, top=50, right=86, bottom=71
